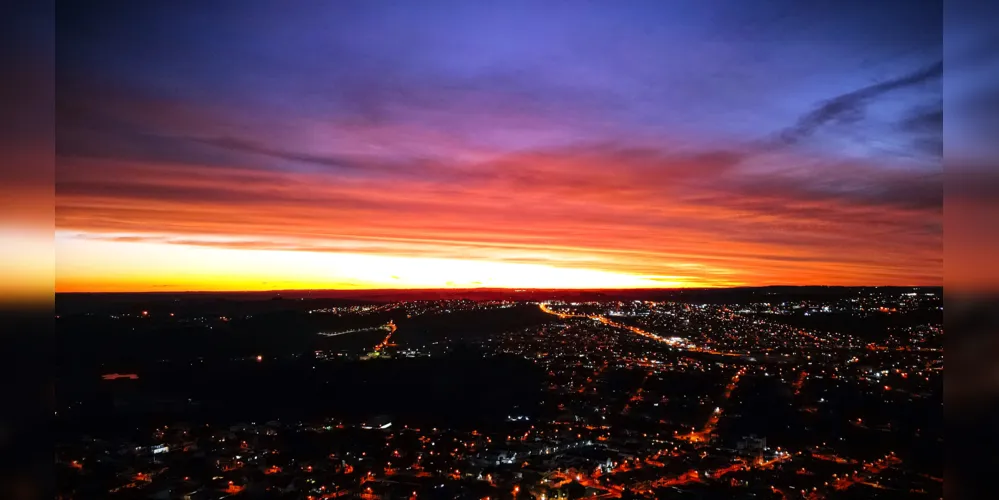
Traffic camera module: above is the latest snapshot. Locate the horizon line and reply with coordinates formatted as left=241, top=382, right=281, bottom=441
left=56, top=284, right=943, bottom=295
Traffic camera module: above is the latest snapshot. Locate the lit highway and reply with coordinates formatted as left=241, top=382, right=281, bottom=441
left=538, top=302, right=745, bottom=357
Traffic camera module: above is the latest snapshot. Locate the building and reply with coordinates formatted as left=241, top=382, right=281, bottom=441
left=736, top=435, right=766, bottom=457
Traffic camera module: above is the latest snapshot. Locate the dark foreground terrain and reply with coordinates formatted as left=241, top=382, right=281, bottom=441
left=56, top=288, right=942, bottom=499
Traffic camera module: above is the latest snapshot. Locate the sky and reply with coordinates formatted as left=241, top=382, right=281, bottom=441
left=52, top=0, right=947, bottom=291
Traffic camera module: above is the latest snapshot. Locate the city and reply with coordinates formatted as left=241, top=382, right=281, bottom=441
left=56, top=287, right=942, bottom=499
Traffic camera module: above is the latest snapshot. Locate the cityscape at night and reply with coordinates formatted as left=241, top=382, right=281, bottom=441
left=56, top=287, right=942, bottom=499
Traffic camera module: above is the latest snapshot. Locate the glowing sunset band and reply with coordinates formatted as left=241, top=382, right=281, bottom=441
left=55, top=232, right=704, bottom=292
left=55, top=147, right=941, bottom=291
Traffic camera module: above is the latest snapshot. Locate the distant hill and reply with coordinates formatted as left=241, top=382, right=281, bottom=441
left=57, top=285, right=942, bottom=314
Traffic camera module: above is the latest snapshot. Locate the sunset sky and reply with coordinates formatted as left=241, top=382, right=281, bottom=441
left=54, top=0, right=944, bottom=292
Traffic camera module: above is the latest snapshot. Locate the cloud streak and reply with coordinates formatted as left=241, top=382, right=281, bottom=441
left=56, top=135, right=941, bottom=288
left=775, top=60, right=942, bottom=147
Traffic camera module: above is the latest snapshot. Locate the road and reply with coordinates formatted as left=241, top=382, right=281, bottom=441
left=373, top=320, right=397, bottom=352
left=538, top=303, right=685, bottom=347
left=538, top=303, right=745, bottom=357
left=676, top=367, right=746, bottom=444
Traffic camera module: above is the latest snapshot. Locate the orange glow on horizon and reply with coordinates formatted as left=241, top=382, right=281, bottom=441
left=55, top=147, right=941, bottom=292
left=56, top=232, right=730, bottom=292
